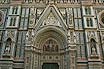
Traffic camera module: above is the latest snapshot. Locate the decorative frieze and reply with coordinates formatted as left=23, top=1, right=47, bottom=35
left=0, top=0, right=104, bottom=69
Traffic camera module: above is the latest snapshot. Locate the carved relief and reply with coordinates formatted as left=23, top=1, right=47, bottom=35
left=29, top=7, right=36, bottom=28
left=68, top=30, right=76, bottom=43
left=7, top=31, right=15, bottom=40
left=42, top=13, right=61, bottom=27
left=26, top=30, right=34, bottom=46
left=37, top=9, right=44, bottom=19
left=43, top=39, right=59, bottom=52
left=66, top=8, right=73, bottom=26
left=87, top=31, right=96, bottom=41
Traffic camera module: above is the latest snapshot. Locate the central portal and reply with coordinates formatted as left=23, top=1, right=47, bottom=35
left=42, top=63, right=59, bottom=69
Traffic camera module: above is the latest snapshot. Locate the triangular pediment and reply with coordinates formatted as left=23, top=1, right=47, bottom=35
left=42, top=12, right=62, bottom=27
left=35, top=5, right=67, bottom=31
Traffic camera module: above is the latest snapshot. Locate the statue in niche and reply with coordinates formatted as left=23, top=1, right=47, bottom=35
left=90, top=39, right=97, bottom=55
left=5, top=38, right=12, bottom=54
left=68, top=14, right=73, bottom=25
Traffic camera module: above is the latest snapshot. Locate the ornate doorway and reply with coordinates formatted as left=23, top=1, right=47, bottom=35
left=42, top=63, right=59, bottom=69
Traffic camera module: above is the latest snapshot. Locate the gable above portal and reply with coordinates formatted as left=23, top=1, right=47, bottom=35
left=35, top=4, right=67, bottom=32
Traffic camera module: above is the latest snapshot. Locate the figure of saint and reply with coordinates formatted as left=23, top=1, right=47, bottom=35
left=52, top=45, right=54, bottom=51
left=5, top=46, right=10, bottom=53
left=55, top=45, right=58, bottom=52
left=43, top=45, right=46, bottom=51
left=46, top=45, right=50, bottom=51
left=43, top=39, right=58, bottom=52
left=90, top=39, right=97, bottom=55
left=5, top=38, right=12, bottom=53
left=91, top=47, right=96, bottom=55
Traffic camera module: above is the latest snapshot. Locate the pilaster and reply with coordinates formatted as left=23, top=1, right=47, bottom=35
left=68, top=29, right=77, bottom=69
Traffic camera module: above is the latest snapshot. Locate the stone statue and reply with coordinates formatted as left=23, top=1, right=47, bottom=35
left=90, top=39, right=97, bottom=55
left=5, top=38, right=11, bottom=53
left=5, top=46, right=10, bottom=53
left=91, top=47, right=96, bottom=55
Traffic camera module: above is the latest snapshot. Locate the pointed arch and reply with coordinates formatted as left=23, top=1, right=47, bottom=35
left=34, top=4, right=67, bottom=32
left=34, top=26, right=67, bottom=49
left=4, top=38, right=12, bottom=53
left=34, top=26, right=67, bottom=41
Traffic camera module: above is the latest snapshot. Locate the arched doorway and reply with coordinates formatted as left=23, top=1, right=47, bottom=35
left=42, top=63, right=59, bottom=69
left=33, top=27, right=67, bottom=69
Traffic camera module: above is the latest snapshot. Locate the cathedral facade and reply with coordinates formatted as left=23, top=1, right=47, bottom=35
left=0, top=0, right=104, bottom=69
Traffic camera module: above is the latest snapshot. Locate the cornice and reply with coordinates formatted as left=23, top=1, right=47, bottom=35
left=0, top=3, right=81, bottom=8
left=0, top=2, right=104, bottom=8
